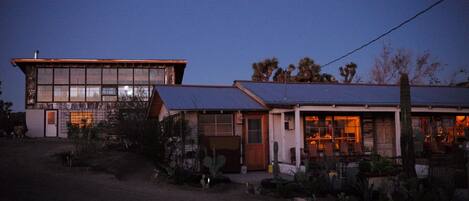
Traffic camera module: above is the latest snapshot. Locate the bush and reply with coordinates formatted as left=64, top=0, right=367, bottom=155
left=359, top=154, right=397, bottom=176
left=67, top=120, right=104, bottom=155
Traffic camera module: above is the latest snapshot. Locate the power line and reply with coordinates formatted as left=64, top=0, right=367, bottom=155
left=320, top=0, right=445, bottom=68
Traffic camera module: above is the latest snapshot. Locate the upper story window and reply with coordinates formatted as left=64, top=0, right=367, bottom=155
left=134, top=69, right=149, bottom=84
left=70, top=68, right=85, bottom=84
left=54, top=68, right=69, bottom=84
left=86, top=68, right=101, bottom=84
left=37, top=68, right=53, bottom=84
left=150, top=68, right=165, bottom=84
left=102, top=68, right=117, bottom=84
left=37, top=85, right=52, bottom=102
left=118, top=68, right=133, bottom=84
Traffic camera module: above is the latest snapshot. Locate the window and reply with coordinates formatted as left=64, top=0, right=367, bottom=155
left=70, top=86, right=85, bottom=101
left=102, top=96, right=117, bottom=101
left=37, top=85, right=52, bottom=102
left=118, top=68, right=133, bottom=84
left=86, top=86, right=101, bottom=101
left=47, top=112, right=56, bottom=124
left=70, top=112, right=93, bottom=128
left=54, top=86, right=69, bottom=101
left=198, top=114, right=233, bottom=136
left=70, top=68, right=85, bottom=84
left=102, top=86, right=117, bottom=96
left=102, top=68, right=117, bottom=84
left=134, top=86, right=149, bottom=101
left=87, top=68, right=102, bottom=84
left=54, top=68, right=69, bottom=84
left=134, top=69, right=149, bottom=84
left=118, top=86, right=133, bottom=101
left=150, top=68, right=165, bottom=84
left=37, top=68, right=53, bottom=84
left=304, top=115, right=361, bottom=150
left=247, top=118, right=262, bottom=143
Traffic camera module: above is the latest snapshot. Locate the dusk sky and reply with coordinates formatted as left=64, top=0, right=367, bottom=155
left=1, top=0, right=468, bottom=111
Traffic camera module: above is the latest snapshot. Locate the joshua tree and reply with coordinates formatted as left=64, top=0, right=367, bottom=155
left=251, top=57, right=279, bottom=82
left=400, top=73, right=417, bottom=177
left=339, top=62, right=357, bottom=83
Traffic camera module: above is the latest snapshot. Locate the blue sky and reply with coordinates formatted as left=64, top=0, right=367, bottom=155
left=0, top=0, right=468, bottom=111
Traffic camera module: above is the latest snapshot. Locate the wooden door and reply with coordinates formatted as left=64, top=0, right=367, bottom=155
left=375, top=116, right=395, bottom=157
left=244, top=115, right=268, bottom=170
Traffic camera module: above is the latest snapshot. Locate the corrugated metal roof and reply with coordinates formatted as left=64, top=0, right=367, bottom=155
left=237, top=81, right=469, bottom=107
left=154, top=85, right=266, bottom=111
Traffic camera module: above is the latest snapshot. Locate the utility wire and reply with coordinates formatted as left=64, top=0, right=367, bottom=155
left=320, top=0, right=445, bottom=68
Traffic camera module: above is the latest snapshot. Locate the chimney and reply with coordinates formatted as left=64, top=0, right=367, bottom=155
left=34, top=50, right=39, bottom=59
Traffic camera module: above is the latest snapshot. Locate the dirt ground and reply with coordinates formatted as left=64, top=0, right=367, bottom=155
left=0, top=138, right=284, bottom=201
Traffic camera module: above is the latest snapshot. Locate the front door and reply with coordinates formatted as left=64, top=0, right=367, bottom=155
left=45, top=110, right=57, bottom=137
left=375, top=116, right=395, bottom=157
left=244, top=115, right=268, bottom=170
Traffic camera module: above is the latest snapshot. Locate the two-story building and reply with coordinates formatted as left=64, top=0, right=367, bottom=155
left=12, top=58, right=186, bottom=138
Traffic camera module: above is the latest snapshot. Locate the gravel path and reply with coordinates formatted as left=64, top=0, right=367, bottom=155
left=0, top=138, right=282, bottom=201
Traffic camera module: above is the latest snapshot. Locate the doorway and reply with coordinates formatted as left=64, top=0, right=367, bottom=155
left=45, top=110, right=58, bottom=137
left=244, top=115, right=268, bottom=170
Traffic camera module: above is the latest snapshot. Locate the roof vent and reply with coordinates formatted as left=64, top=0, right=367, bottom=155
left=34, top=50, right=39, bottom=59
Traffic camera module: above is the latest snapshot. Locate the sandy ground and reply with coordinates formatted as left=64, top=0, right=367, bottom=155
left=0, top=138, right=284, bottom=201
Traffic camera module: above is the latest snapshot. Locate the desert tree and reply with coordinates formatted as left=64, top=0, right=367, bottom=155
left=370, top=44, right=442, bottom=85
left=339, top=62, right=358, bottom=83
left=251, top=57, right=279, bottom=81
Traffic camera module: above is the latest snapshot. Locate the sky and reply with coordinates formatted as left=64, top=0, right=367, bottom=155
left=0, top=0, right=468, bottom=112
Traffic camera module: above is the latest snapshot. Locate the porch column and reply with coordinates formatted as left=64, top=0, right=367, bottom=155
left=294, top=106, right=301, bottom=167
left=394, top=110, right=401, bottom=156
left=268, top=113, right=274, bottom=162
left=280, top=112, right=286, bottom=161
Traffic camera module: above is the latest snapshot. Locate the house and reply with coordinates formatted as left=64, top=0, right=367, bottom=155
left=149, top=81, right=469, bottom=173
left=12, top=58, right=186, bottom=138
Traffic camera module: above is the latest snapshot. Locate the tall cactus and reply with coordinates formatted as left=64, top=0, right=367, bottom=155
left=400, top=73, right=417, bottom=177
left=273, top=141, right=280, bottom=179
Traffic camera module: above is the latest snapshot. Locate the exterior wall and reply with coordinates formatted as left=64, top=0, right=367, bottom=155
left=26, top=109, right=44, bottom=137
left=271, top=112, right=305, bottom=164
left=57, top=109, right=107, bottom=138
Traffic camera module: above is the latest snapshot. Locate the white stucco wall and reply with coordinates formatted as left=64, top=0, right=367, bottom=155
left=271, top=112, right=304, bottom=164
left=26, top=109, right=44, bottom=137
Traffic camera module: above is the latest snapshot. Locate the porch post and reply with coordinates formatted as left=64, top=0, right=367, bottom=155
left=280, top=112, right=286, bottom=161
left=394, top=110, right=402, bottom=156
left=268, top=113, right=274, bottom=163
left=294, top=106, right=301, bottom=167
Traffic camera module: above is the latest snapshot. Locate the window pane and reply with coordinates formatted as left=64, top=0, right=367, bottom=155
left=102, top=68, right=117, bottom=84
left=118, top=86, right=133, bottom=101
left=38, top=68, right=53, bottom=84
left=37, top=85, right=52, bottom=102
left=70, top=68, right=85, bottom=84
left=54, top=86, right=69, bottom=101
left=102, top=96, right=117, bottom=101
left=86, top=86, right=101, bottom=101
left=70, top=112, right=93, bottom=128
left=248, top=119, right=262, bottom=143
left=118, top=68, right=133, bottom=84
left=150, top=69, right=165, bottom=84
left=87, top=68, right=102, bottom=84
left=198, top=114, right=233, bottom=136
left=134, top=86, right=149, bottom=101
left=54, top=68, right=69, bottom=84
left=70, top=86, right=85, bottom=101
left=134, top=69, right=148, bottom=84
left=102, top=86, right=117, bottom=95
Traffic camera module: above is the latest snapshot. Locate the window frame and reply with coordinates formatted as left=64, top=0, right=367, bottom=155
left=198, top=113, right=234, bottom=136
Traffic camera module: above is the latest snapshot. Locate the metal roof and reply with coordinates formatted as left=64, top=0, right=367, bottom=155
left=236, top=81, right=469, bottom=108
left=154, top=85, right=266, bottom=111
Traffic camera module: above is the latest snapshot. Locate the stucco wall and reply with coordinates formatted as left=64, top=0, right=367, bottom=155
left=271, top=113, right=304, bottom=164
left=26, top=109, right=44, bottom=137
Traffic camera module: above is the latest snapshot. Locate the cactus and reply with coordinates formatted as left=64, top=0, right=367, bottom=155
left=273, top=141, right=280, bottom=179
left=203, top=148, right=226, bottom=178
left=400, top=73, right=417, bottom=177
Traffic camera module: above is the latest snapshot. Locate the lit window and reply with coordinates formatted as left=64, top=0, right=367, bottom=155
left=70, top=112, right=93, bottom=128
left=304, top=115, right=361, bottom=150
left=37, top=68, right=53, bottom=84
left=54, top=68, right=69, bottom=84
left=87, top=68, right=102, bottom=84
left=54, top=86, right=69, bottom=102
left=198, top=114, right=233, bottom=136
left=150, top=68, right=165, bottom=84
left=118, top=68, right=133, bottom=84
left=37, top=85, right=52, bottom=102
left=86, top=86, right=101, bottom=101
left=102, top=68, right=117, bottom=84
left=134, top=69, right=149, bottom=84
left=70, top=86, right=85, bottom=101
left=70, top=68, right=85, bottom=84
left=118, top=86, right=133, bottom=101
